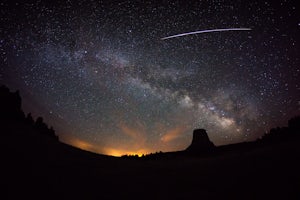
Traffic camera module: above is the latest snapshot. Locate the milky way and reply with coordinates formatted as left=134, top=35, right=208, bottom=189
left=1, top=1, right=299, bottom=156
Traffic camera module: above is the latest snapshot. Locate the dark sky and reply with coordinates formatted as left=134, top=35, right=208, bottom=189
left=1, top=0, right=299, bottom=156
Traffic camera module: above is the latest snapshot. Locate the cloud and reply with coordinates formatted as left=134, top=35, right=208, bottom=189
left=161, top=126, right=186, bottom=143
left=119, top=122, right=147, bottom=146
left=68, top=138, right=104, bottom=154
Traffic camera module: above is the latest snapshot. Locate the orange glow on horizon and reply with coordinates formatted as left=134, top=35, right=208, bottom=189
left=103, top=147, right=150, bottom=157
left=70, top=138, right=93, bottom=150
left=66, top=138, right=104, bottom=154
left=65, top=137, right=152, bottom=157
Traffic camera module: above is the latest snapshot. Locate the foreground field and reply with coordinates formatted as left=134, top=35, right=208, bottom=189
left=3, top=125, right=300, bottom=199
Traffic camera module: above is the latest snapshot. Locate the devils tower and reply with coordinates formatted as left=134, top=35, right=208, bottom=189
left=185, top=129, right=215, bottom=153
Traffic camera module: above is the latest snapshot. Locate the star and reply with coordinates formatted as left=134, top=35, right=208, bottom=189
left=0, top=0, right=299, bottom=156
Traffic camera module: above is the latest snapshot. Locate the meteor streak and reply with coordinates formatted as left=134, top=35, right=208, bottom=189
left=161, top=28, right=252, bottom=40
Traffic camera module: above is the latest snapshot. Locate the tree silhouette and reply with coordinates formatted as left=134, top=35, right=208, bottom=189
left=0, top=85, right=58, bottom=141
left=26, top=113, right=34, bottom=125
left=288, top=116, right=300, bottom=134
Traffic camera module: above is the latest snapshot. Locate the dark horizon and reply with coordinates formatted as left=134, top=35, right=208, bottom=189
left=1, top=83, right=300, bottom=199
left=1, top=84, right=299, bottom=157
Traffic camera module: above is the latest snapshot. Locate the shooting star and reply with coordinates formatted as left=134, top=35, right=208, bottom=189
left=161, top=28, right=252, bottom=40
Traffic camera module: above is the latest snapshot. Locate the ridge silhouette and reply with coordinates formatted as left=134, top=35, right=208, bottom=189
left=1, top=85, right=300, bottom=199
left=0, top=85, right=58, bottom=141
left=1, top=84, right=299, bottom=157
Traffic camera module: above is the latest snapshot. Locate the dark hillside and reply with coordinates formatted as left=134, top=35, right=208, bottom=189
left=1, top=85, right=300, bottom=199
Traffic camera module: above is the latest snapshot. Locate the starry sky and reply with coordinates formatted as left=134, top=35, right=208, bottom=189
left=1, top=0, right=299, bottom=156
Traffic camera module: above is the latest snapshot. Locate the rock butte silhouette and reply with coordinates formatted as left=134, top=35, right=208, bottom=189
left=1, top=84, right=300, bottom=156
left=1, top=84, right=300, bottom=199
left=186, top=129, right=215, bottom=153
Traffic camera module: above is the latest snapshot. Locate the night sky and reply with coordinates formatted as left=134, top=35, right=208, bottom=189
left=1, top=0, right=299, bottom=156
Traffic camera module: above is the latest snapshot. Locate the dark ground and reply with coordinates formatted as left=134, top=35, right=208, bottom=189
left=1, top=85, right=300, bottom=199
left=2, top=120, right=300, bottom=200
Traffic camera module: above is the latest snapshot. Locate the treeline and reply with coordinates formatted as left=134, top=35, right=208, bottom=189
left=122, top=116, right=300, bottom=159
left=121, top=151, right=164, bottom=159
left=1, top=84, right=299, bottom=157
left=258, top=115, right=300, bottom=142
left=0, top=85, right=58, bottom=141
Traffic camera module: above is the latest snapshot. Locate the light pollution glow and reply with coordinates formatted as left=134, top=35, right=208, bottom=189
left=2, top=1, right=298, bottom=157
